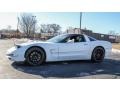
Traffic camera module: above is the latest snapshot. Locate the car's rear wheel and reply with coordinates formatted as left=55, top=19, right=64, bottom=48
left=25, top=47, right=46, bottom=66
left=91, top=47, right=105, bottom=63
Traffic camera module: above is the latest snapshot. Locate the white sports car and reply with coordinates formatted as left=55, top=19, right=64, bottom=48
left=6, top=34, right=112, bottom=66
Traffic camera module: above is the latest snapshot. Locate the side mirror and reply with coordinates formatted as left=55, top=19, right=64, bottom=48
left=67, top=39, right=74, bottom=43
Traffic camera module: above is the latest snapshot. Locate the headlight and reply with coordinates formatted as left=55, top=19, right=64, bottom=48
left=7, top=53, right=18, bottom=57
left=7, top=53, right=14, bottom=56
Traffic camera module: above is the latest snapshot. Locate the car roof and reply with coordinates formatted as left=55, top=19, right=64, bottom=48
left=63, top=33, right=84, bottom=36
left=62, top=34, right=87, bottom=37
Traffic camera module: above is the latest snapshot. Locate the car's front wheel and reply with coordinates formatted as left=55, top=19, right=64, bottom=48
left=25, top=47, right=46, bottom=66
left=91, top=47, right=105, bottom=63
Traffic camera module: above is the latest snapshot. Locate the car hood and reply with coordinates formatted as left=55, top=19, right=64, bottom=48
left=17, top=40, right=52, bottom=46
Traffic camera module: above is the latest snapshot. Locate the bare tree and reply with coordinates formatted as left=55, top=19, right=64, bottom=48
left=40, top=24, right=48, bottom=33
left=108, top=30, right=115, bottom=35
left=50, top=24, right=61, bottom=33
left=108, top=30, right=119, bottom=35
left=19, top=13, right=37, bottom=38
left=40, top=24, right=61, bottom=34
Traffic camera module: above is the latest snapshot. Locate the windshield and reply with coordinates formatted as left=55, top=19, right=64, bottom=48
left=47, top=34, right=68, bottom=43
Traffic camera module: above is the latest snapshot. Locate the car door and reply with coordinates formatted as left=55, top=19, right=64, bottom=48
left=58, top=35, right=90, bottom=60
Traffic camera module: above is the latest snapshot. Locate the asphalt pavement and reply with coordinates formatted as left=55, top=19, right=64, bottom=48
left=0, top=39, right=120, bottom=79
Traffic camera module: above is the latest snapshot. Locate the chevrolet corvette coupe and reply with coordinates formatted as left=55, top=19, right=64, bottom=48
left=6, top=34, right=112, bottom=66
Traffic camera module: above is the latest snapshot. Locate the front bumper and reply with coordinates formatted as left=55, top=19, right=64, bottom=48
left=6, top=55, right=18, bottom=61
left=6, top=47, right=25, bottom=61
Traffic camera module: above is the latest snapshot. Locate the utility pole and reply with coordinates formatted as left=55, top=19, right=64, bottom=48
left=17, top=17, right=19, bottom=38
left=79, top=12, right=82, bottom=34
left=32, top=16, right=36, bottom=40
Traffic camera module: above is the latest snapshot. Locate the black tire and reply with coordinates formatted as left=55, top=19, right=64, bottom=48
left=91, top=47, right=105, bottom=63
left=25, top=47, right=46, bottom=66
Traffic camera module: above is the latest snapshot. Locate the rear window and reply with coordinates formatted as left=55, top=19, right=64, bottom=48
left=88, top=36, right=96, bottom=41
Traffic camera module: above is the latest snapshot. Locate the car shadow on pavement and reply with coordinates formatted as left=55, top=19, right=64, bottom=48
left=11, top=59, right=120, bottom=78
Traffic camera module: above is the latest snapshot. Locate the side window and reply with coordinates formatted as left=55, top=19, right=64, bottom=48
left=88, top=36, right=96, bottom=41
left=60, top=36, right=72, bottom=43
left=62, top=35, right=86, bottom=43
left=75, top=35, right=86, bottom=42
